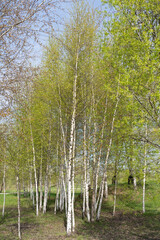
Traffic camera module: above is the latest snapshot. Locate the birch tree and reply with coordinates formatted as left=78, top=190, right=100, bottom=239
left=0, top=0, right=71, bottom=114
left=143, top=123, right=148, bottom=213
left=2, top=161, right=6, bottom=217
left=102, top=0, right=160, bottom=149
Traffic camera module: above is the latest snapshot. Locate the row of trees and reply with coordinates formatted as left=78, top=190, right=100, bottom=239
left=0, top=0, right=160, bottom=238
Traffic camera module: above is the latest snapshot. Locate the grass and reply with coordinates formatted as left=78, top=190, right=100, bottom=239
left=0, top=181, right=160, bottom=239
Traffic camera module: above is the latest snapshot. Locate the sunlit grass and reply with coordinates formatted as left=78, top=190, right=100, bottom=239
left=0, top=181, right=159, bottom=239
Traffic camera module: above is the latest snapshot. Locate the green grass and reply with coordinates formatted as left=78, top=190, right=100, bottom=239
left=0, top=181, right=160, bottom=239
left=0, top=194, right=17, bottom=208
left=113, top=181, right=160, bottom=214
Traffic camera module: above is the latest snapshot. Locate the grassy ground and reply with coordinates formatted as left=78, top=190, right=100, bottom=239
left=0, top=182, right=160, bottom=240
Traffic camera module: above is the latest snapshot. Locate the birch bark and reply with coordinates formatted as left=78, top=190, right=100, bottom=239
left=43, top=128, right=51, bottom=214
left=39, top=147, right=43, bottom=211
left=67, top=49, right=78, bottom=235
left=96, top=88, right=119, bottom=221
left=16, top=175, right=21, bottom=240
left=104, top=173, right=108, bottom=199
left=30, top=121, right=39, bottom=216
left=143, top=123, right=147, bottom=213
left=43, top=164, right=49, bottom=214
left=83, top=115, right=90, bottom=221
left=54, top=180, right=60, bottom=214
left=2, top=162, right=6, bottom=217
left=134, top=177, right=137, bottom=190
left=29, top=168, right=35, bottom=206
left=91, top=85, right=97, bottom=222
left=113, top=177, right=117, bottom=216
left=58, top=89, right=68, bottom=215
left=71, top=131, right=76, bottom=232
left=96, top=98, right=108, bottom=201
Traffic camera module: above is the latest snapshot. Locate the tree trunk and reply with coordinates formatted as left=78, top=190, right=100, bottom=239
left=143, top=123, right=147, bottom=213
left=58, top=92, right=68, bottom=215
left=71, top=131, right=76, bottom=232
left=91, top=84, right=97, bottom=222
left=96, top=87, right=119, bottom=221
left=96, top=183, right=102, bottom=210
left=2, top=163, right=6, bottom=217
left=104, top=173, right=108, bottom=199
left=96, top=180, right=104, bottom=221
left=43, top=164, right=49, bottom=214
left=97, top=98, right=108, bottom=201
left=59, top=167, right=64, bottom=212
left=82, top=174, right=86, bottom=219
left=86, top=158, right=90, bottom=222
left=63, top=174, right=67, bottom=216
left=134, top=177, right=137, bottom=190
left=113, top=178, right=117, bottom=216
left=67, top=154, right=72, bottom=234
left=39, top=149, right=43, bottom=211
left=54, top=180, right=60, bottom=214
left=83, top=116, right=90, bottom=221
left=67, top=50, right=78, bottom=235
left=16, top=175, right=21, bottom=240
left=30, top=121, right=39, bottom=216
left=22, top=171, right=26, bottom=197
left=29, top=167, right=35, bottom=208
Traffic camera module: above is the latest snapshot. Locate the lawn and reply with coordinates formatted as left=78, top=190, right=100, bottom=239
left=0, top=182, right=160, bottom=240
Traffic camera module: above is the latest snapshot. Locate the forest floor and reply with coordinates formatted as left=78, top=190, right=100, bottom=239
left=0, top=182, right=160, bottom=240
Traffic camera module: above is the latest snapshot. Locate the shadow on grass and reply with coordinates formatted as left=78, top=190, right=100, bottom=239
left=76, top=211, right=160, bottom=240
left=1, top=189, right=160, bottom=240
left=74, top=187, right=160, bottom=240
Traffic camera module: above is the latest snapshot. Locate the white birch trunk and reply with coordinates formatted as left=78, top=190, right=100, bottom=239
left=43, top=164, right=49, bottom=214
left=54, top=181, right=60, bottom=214
left=60, top=182, right=64, bottom=212
left=67, top=157, right=72, bottom=234
left=82, top=175, right=86, bottom=219
left=59, top=165, right=67, bottom=214
left=91, top=98, right=97, bottom=222
left=59, top=96, right=68, bottom=169
left=134, top=177, right=137, bottom=190
left=27, top=182, right=29, bottom=193
left=63, top=175, right=67, bottom=216
left=96, top=88, right=119, bottom=221
left=59, top=168, right=64, bottom=212
left=48, top=177, right=51, bottom=200
left=29, top=167, right=35, bottom=208
left=39, top=149, right=43, bottom=211
left=22, top=173, right=27, bottom=197
left=32, top=191, right=35, bottom=207
left=143, top=151, right=147, bottom=214
left=2, top=163, right=6, bottom=217
left=83, top=117, right=90, bottom=221
left=81, top=173, right=83, bottom=197
left=96, top=98, right=107, bottom=201
left=30, top=121, right=39, bottom=216
left=59, top=178, right=62, bottom=212
left=113, top=178, right=117, bottom=216
left=82, top=122, right=86, bottom=219
left=43, top=126, right=51, bottom=213
left=96, top=183, right=102, bottom=210
left=71, top=131, right=76, bottom=232
left=58, top=92, right=68, bottom=214
left=29, top=168, right=33, bottom=200
left=67, top=50, right=78, bottom=235
left=86, top=164, right=90, bottom=222
left=16, top=175, right=21, bottom=240
left=104, top=173, right=108, bottom=199
left=96, top=180, right=104, bottom=221
left=143, top=124, right=147, bottom=213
